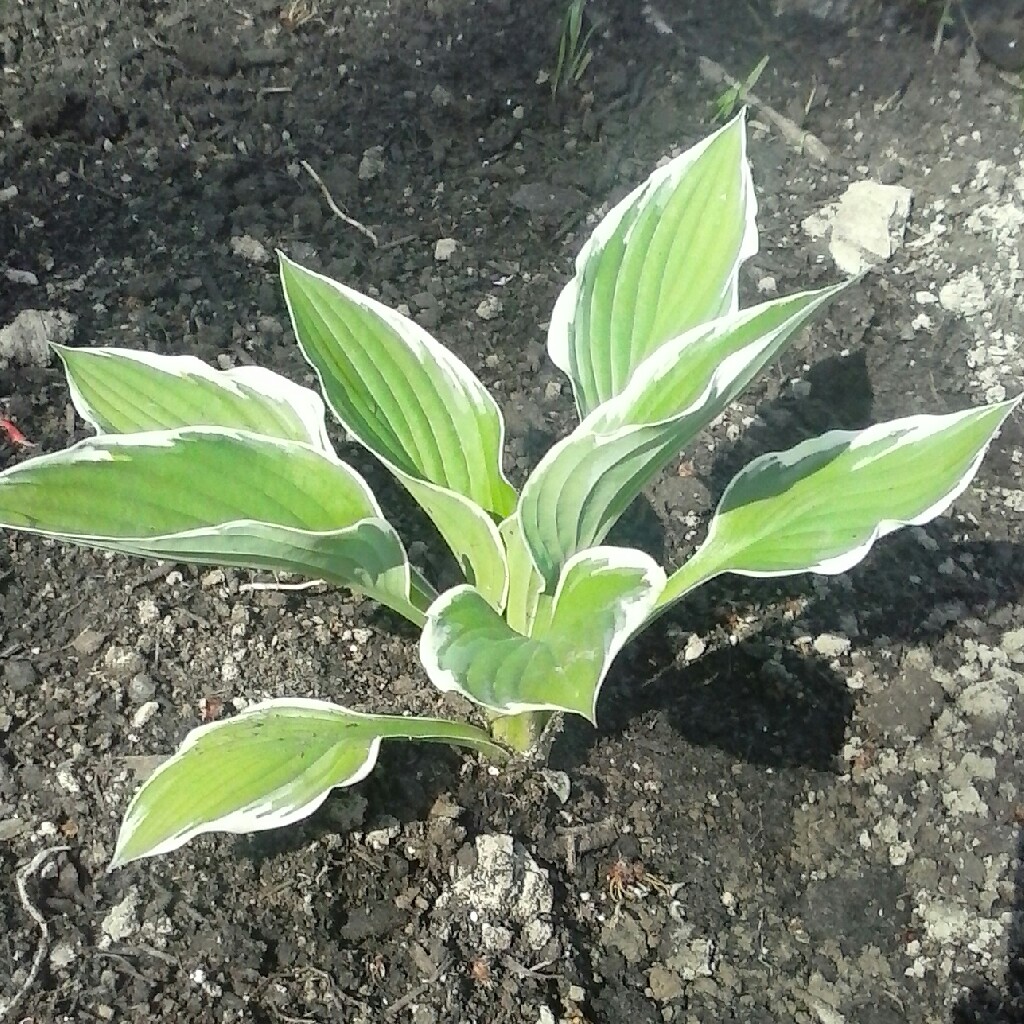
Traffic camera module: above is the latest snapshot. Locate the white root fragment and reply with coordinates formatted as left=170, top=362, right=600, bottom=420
left=300, top=160, right=379, bottom=247
left=0, top=845, right=71, bottom=1022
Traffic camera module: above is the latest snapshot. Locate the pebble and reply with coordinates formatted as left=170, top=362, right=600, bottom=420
left=812, top=633, right=851, bottom=659
left=877, top=158, right=903, bottom=184
left=0, top=309, right=76, bottom=368
left=136, top=598, right=160, bottom=625
left=3, top=660, right=38, bottom=690
left=71, top=629, right=106, bottom=656
left=476, top=295, right=502, bottom=321
left=257, top=315, right=284, bottom=339
left=131, top=701, right=159, bottom=729
left=434, top=238, right=458, bottom=262
left=103, top=644, right=145, bottom=680
left=4, top=268, right=39, bottom=285
left=100, top=888, right=140, bottom=944
left=49, top=940, right=78, bottom=969
left=0, top=818, right=27, bottom=841
left=230, top=234, right=270, bottom=266
left=127, top=673, right=157, bottom=703
left=358, top=145, right=386, bottom=181
left=202, top=568, right=226, bottom=588
left=684, top=634, right=707, bottom=662
left=648, top=964, right=686, bottom=1002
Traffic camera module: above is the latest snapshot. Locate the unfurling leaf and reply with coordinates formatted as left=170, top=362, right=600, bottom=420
left=422, top=547, right=664, bottom=722
left=520, top=283, right=848, bottom=589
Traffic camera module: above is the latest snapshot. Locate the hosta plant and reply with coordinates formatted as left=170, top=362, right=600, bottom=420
left=0, top=111, right=1016, bottom=867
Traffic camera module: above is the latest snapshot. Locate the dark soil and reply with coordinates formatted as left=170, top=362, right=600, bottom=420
left=2, top=0, right=1024, bottom=1022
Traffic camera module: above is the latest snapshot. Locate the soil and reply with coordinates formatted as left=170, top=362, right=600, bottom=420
left=2, top=0, right=1024, bottom=1021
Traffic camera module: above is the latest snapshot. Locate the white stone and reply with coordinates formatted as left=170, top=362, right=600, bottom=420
left=434, top=238, right=458, bottom=261
left=803, top=181, right=912, bottom=275
left=100, top=889, right=140, bottom=945
left=684, top=634, right=706, bottom=662
left=828, top=181, right=913, bottom=274
left=230, top=234, right=271, bottom=266
left=813, top=633, right=851, bottom=659
left=939, top=270, right=987, bottom=317
left=476, top=295, right=503, bottom=321
left=358, top=145, right=386, bottom=181
left=131, top=701, right=159, bottom=729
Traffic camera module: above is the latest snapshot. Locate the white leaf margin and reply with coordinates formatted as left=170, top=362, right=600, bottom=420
left=719, top=401, right=1022, bottom=579
left=277, top=252, right=517, bottom=512
left=111, top=698, right=386, bottom=865
left=420, top=546, right=666, bottom=721
left=547, top=108, right=758, bottom=386
left=56, top=345, right=334, bottom=453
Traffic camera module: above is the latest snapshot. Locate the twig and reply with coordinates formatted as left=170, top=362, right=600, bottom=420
left=639, top=0, right=832, bottom=165
left=500, top=955, right=558, bottom=980
left=696, top=55, right=832, bottom=165
left=299, top=160, right=379, bottom=247
left=0, top=845, right=70, bottom=1022
left=383, top=957, right=449, bottom=1017
left=238, top=578, right=327, bottom=592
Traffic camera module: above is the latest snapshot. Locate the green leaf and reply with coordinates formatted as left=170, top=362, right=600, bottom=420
left=279, top=254, right=513, bottom=605
left=111, top=699, right=505, bottom=867
left=659, top=398, right=1021, bottom=610
left=549, top=110, right=757, bottom=418
left=421, top=547, right=664, bottom=722
left=498, top=513, right=545, bottom=634
left=0, top=427, right=428, bottom=624
left=521, top=283, right=847, bottom=589
left=55, top=345, right=333, bottom=451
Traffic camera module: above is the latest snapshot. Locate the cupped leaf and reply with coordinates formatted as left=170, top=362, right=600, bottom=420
left=55, top=345, right=334, bottom=452
left=549, top=109, right=757, bottom=418
left=521, top=282, right=847, bottom=590
left=658, top=398, right=1021, bottom=610
left=421, top=547, right=665, bottom=722
left=111, top=699, right=505, bottom=867
left=280, top=254, right=512, bottom=604
left=0, top=427, right=429, bottom=623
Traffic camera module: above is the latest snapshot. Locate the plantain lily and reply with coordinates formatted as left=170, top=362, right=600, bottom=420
left=0, top=110, right=1015, bottom=868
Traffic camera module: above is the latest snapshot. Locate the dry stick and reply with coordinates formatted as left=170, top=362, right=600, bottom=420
left=299, top=160, right=379, bottom=247
left=639, top=0, right=831, bottom=165
left=696, top=56, right=832, bottom=166
left=383, top=957, right=450, bottom=1018
left=238, top=578, right=327, bottom=593
left=0, top=845, right=71, bottom=1022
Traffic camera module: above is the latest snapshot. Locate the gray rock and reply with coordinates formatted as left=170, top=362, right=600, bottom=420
left=3, top=660, right=37, bottom=691
left=439, top=834, right=553, bottom=952
left=803, top=181, right=913, bottom=275
left=0, top=309, right=75, bottom=368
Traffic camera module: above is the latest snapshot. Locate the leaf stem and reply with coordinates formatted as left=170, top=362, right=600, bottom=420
left=488, top=710, right=551, bottom=754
